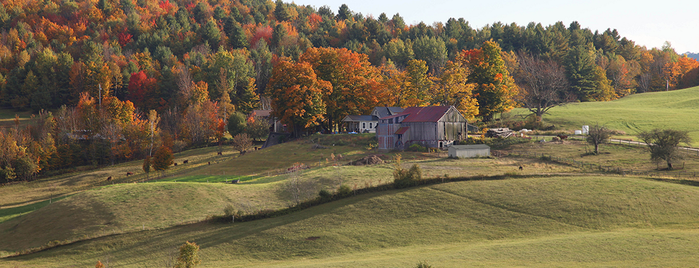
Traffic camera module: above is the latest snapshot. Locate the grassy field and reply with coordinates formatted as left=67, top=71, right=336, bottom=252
left=4, top=176, right=699, bottom=267
left=510, top=86, right=699, bottom=145
left=5, top=132, right=699, bottom=266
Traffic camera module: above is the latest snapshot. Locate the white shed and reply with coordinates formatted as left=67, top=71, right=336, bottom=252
left=448, top=144, right=490, bottom=158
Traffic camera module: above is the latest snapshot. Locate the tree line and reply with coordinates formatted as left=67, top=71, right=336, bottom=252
left=0, top=0, right=698, bottom=181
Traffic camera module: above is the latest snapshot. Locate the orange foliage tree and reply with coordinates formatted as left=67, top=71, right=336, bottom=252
left=459, top=41, right=518, bottom=121
left=299, top=47, right=387, bottom=131
left=267, top=58, right=328, bottom=136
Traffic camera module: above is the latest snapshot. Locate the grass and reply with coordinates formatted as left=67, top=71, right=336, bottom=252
left=507, top=138, right=699, bottom=177
left=5, top=176, right=699, bottom=266
left=0, top=109, right=33, bottom=129
left=151, top=175, right=260, bottom=183
left=509, top=85, right=699, bottom=145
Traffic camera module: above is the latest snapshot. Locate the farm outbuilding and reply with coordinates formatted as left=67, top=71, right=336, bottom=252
left=376, top=106, right=467, bottom=150
left=448, top=144, right=490, bottom=158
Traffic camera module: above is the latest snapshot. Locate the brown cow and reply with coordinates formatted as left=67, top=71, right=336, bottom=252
left=217, top=151, right=223, bottom=155
left=174, top=163, right=178, bottom=166
left=106, top=176, right=112, bottom=181
left=208, top=162, right=211, bottom=165
left=183, top=160, right=189, bottom=164
left=126, top=172, right=134, bottom=176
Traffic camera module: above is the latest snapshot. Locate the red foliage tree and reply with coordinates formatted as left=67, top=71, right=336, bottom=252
left=127, top=71, right=158, bottom=111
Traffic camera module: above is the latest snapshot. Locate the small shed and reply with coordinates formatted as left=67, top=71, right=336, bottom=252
left=448, top=144, right=490, bottom=158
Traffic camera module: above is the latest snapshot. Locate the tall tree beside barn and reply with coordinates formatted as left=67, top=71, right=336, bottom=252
left=460, top=41, right=518, bottom=121
left=267, top=59, right=328, bottom=136
left=299, top=47, right=387, bottom=131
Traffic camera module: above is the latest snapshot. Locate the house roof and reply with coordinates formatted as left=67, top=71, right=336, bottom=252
left=252, top=110, right=272, bottom=117
left=372, top=107, right=404, bottom=118
left=450, top=144, right=490, bottom=150
left=401, top=106, right=453, bottom=123
left=342, top=115, right=377, bottom=122
left=395, top=126, right=410, bottom=135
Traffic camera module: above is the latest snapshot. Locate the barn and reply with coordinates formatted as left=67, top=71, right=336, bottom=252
left=448, top=144, right=490, bottom=158
left=376, top=106, right=467, bottom=150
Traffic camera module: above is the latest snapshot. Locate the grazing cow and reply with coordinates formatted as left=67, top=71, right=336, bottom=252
left=126, top=172, right=133, bottom=176
left=217, top=151, right=223, bottom=155
left=557, top=134, right=568, bottom=140
left=518, top=166, right=523, bottom=171
left=174, top=162, right=178, bottom=166
left=106, top=176, right=112, bottom=181
left=183, top=160, right=189, bottom=164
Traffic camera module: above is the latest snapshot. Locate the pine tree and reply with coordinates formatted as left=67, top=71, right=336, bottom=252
left=565, top=45, right=598, bottom=101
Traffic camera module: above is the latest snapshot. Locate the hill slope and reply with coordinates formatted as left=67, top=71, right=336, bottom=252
left=514, top=86, right=699, bottom=144
left=5, top=176, right=699, bottom=267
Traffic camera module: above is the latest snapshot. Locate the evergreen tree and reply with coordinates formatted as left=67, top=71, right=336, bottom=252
left=565, top=45, right=598, bottom=101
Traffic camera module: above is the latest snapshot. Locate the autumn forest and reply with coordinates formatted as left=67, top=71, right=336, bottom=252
left=0, top=0, right=698, bottom=183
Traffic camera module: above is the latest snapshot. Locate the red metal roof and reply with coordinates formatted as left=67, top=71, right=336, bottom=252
left=401, top=106, right=452, bottom=122
left=395, top=126, right=410, bottom=135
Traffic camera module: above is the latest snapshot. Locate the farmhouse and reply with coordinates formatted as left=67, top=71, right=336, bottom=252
left=342, top=107, right=404, bottom=133
left=376, top=106, right=467, bottom=150
left=448, top=144, right=490, bottom=158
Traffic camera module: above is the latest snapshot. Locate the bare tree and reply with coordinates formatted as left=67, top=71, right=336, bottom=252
left=231, top=133, right=253, bottom=154
left=285, top=166, right=316, bottom=205
left=515, top=52, right=572, bottom=120
left=586, top=124, right=612, bottom=154
left=638, top=129, right=692, bottom=170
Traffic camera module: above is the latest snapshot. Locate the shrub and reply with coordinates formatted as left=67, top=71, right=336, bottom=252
left=175, top=241, right=201, bottom=268
left=223, top=204, right=237, bottom=217
left=319, top=189, right=332, bottom=200
left=337, top=184, right=352, bottom=197
left=416, top=261, right=433, bottom=268
left=394, top=164, right=423, bottom=188
left=408, top=143, right=427, bottom=152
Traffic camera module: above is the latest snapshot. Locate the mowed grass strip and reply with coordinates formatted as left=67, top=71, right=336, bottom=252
left=6, top=176, right=699, bottom=267
left=510, top=85, right=699, bottom=145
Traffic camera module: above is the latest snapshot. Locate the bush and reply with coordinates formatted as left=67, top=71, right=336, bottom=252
left=416, top=261, right=433, bottom=268
left=337, top=184, right=352, bottom=197
left=175, top=241, right=200, bottom=268
left=223, top=204, right=236, bottom=217
left=318, top=189, right=332, bottom=200
left=408, top=143, right=427, bottom=152
left=394, top=164, right=423, bottom=188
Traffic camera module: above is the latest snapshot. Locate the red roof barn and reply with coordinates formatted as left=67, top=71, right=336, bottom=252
left=376, top=106, right=467, bottom=150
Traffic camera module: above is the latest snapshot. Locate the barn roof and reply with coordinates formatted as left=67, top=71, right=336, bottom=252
left=252, top=110, right=272, bottom=117
left=342, top=115, right=377, bottom=122
left=372, top=107, right=405, bottom=118
left=401, top=106, right=452, bottom=123
left=395, top=126, right=410, bottom=135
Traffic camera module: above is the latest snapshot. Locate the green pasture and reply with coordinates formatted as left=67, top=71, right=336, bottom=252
left=5, top=176, right=699, bottom=267
left=510, top=86, right=699, bottom=145
left=0, top=109, right=33, bottom=128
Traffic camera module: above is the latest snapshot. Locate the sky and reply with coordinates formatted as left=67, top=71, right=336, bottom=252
left=291, top=0, right=699, bottom=53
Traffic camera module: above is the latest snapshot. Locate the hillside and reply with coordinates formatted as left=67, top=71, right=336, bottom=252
left=513, top=85, right=699, bottom=144
left=4, top=176, right=699, bottom=267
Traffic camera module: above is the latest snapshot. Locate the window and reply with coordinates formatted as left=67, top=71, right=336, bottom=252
left=369, top=123, right=372, bottom=128
left=362, top=123, right=366, bottom=128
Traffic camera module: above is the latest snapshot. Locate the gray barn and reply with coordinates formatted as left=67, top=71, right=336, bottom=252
left=448, top=144, right=490, bottom=158
left=377, top=106, right=467, bottom=150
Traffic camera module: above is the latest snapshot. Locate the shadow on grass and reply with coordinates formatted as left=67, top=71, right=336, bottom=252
left=0, top=196, right=71, bottom=224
